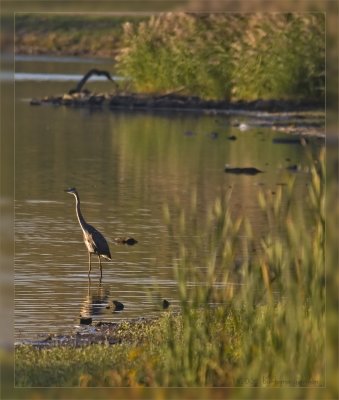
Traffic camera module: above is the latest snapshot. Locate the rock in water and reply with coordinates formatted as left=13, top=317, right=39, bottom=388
left=162, top=299, right=170, bottom=310
left=112, top=300, right=124, bottom=312
left=224, top=165, right=263, bottom=175
left=113, top=237, right=138, bottom=246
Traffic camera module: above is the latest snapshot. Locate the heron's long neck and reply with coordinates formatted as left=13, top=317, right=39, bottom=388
left=74, top=193, right=87, bottom=231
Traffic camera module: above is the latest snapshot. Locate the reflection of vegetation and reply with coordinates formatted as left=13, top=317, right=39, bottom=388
left=15, top=149, right=333, bottom=397
left=116, top=13, right=325, bottom=100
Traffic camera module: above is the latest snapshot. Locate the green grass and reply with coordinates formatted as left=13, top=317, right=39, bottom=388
left=15, top=147, right=329, bottom=395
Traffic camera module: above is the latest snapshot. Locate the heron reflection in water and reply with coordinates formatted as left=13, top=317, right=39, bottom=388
left=80, top=278, right=110, bottom=321
left=65, top=187, right=111, bottom=278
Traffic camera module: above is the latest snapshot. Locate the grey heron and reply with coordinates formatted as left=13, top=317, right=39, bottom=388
left=65, top=187, right=111, bottom=277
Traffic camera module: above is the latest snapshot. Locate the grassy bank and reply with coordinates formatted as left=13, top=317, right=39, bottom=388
left=14, top=14, right=145, bottom=58
left=15, top=147, right=329, bottom=395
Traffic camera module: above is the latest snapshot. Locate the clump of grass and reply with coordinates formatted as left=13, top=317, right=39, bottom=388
left=116, top=13, right=325, bottom=101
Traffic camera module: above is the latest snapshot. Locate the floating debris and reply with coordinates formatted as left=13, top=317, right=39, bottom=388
left=184, top=130, right=195, bottom=136
left=238, top=123, right=249, bottom=131
left=227, top=135, right=237, bottom=140
left=113, top=237, right=138, bottom=246
left=273, top=137, right=306, bottom=145
left=286, top=164, right=300, bottom=172
left=224, top=165, right=263, bottom=175
left=30, top=98, right=42, bottom=106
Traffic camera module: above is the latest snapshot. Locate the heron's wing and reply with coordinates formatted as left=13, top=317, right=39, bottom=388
left=86, top=225, right=111, bottom=259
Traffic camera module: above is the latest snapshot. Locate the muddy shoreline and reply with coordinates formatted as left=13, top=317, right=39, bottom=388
left=15, top=315, right=170, bottom=349
left=31, top=92, right=323, bottom=114
left=30, top=91, right=325, bottom=138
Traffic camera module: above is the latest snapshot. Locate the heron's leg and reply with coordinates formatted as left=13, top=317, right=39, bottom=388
left=98, top=255, right=102, bottom=278
left=88, top=253, right=92, bottom=276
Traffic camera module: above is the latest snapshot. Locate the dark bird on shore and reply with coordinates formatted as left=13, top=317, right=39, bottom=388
left=65, top=187, right=111, bottom=277
left=68, top=69, right=117, bottom=94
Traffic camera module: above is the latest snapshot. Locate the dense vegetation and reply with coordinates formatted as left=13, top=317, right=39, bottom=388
left=116, top=13, right=325, bottom=100
left=15, top=147, right=330, bottom=397
left=15, top=13, right=325, bottom=102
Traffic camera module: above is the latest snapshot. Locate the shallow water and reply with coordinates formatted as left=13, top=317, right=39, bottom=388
left=14, top=56, right=323, bottom=341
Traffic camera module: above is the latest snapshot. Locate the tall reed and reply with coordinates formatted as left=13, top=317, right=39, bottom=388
left=158, top=147, right=325, bottom=388
left=116, top=13, right=325, bottom=101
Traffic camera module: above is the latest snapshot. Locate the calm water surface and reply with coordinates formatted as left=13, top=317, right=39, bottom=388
left=14, top=56, right=323, bottom=341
